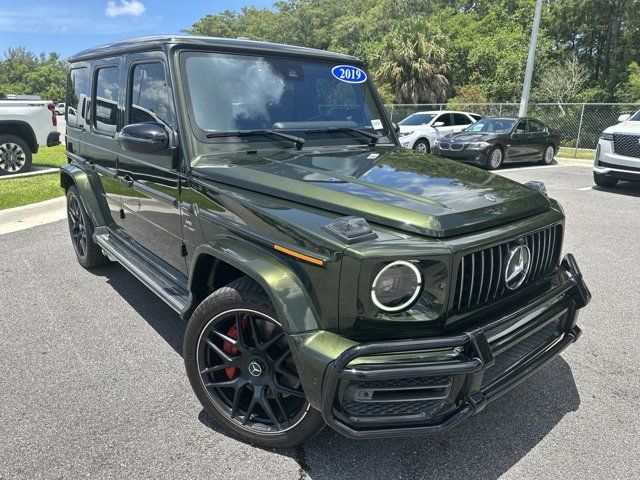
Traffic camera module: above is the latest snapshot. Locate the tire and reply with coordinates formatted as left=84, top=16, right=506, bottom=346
left=413, top=139, right=430, bottom=153
left=66, top=186, right=107, bottom=268
left=184, top=276, right=325, bottom=448
left=540, top=145, right=555, bottom=165
left=485, top=146, right=504, bottom=170
left=0, top=135, right=32, bottom=175
left=594, top=172, right=618, bottom=188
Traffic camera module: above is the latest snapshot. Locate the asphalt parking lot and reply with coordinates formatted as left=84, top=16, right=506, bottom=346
left=1, top=161, right=639, bottom=479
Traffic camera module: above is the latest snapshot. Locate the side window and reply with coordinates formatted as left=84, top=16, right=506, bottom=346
left=129, top=63, right=175, bottom=128
left=93, top=66, right=120, bottom=134
left=66, top=67, right=89, bottom=128
left=515, top=120, right=526, bottom=134
left=453, top=113, right=470, bottom=125
left=529, top=120, right=545, bottom=133
left=435, top=113, right=453, bottom=126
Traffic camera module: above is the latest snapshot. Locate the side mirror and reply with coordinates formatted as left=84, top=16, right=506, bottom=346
left=618, top=114, right=631, bottom=123
left=117, top=122, right=169, bottom=154
left=513, top=129, right=525, bottom=136
left=392, top=122, right=400, bottom=134
left=433, top=121, right=445, bottom=127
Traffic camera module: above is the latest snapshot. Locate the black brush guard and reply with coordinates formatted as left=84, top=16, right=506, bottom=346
left=321, top=254, right=591, bottom=439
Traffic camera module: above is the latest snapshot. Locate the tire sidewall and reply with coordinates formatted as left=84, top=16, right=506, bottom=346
left=0, top=134, right=32, bottom=175
left=542, top=145, right=555, bottom=165
left=184, top=282, right=324, bottom=448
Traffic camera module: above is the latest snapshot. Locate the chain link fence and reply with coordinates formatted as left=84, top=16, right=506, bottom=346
left=385, top=103, right=640, bottom=154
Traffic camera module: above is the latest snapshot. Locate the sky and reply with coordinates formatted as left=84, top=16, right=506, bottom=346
left=0, top=0, right=273, bottom=59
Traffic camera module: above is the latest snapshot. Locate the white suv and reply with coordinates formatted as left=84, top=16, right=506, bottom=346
left=593, top=110, right=640, bottom=187
left=398, top=110, right=480, bottom=153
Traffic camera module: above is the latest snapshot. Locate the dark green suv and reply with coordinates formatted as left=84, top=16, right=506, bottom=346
left=61, top=36, right=590, bottom=448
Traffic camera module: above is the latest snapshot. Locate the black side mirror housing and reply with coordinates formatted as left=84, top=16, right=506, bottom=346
left=118, top=122, right=169, bottom=154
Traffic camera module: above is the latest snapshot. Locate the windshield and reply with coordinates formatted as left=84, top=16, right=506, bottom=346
left=181, top=52, right=390, bottom=147
left=465, top=118, right=516, bottom=133
left=399, top=113, right=435, bottom=126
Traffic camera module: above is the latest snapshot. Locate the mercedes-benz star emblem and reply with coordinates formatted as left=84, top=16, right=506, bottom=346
left=504, top=244, right=531, bottom=290
left=248, top=361, right=263, bottom=377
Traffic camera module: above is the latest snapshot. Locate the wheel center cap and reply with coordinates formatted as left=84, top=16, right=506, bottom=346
left=248, top=360, right=263, bottom=377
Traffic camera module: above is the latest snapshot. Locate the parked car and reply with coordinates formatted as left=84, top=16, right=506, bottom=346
left=0, top=99, right=60, bottom=174
left=61, top=36, right=590, bottom=448
left=432, top=117, right=560, bottom=170
left=55, top=102, right=66, bottom=115
left=398, top=110, right=480, bottom=152
left=593, top=110, right=640, bottom=187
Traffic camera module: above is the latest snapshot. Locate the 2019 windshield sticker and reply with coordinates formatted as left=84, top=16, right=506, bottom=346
left=331, top=65, right=367, bottom=84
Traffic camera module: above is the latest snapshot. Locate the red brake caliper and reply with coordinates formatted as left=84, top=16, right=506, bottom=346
left=222, top=316, right=247, bottom=379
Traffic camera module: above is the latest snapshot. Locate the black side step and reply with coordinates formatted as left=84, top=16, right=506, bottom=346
left=94, top=227, right=190, bottom=314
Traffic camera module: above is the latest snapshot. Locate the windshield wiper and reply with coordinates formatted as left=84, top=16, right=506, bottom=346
left=304, top=127, right=380, bottom=146
left=206, top=129, right=305, bottom=150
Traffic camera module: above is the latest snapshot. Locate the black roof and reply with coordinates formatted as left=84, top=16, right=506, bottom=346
left=68, top=35, right=359, bottom=63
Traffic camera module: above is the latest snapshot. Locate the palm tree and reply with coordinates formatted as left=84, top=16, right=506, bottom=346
left=376, top=29, right=450, bottom=104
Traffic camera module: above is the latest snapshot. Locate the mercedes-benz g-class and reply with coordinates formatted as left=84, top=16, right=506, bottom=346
left=61, top=36, right=590, bottom=448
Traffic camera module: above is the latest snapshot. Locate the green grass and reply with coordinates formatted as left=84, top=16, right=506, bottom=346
left=32, top=144, right=66, bottom=168
left=0, top=173, right=63, bottom=210
left=557, top=147, right=595, bottom=160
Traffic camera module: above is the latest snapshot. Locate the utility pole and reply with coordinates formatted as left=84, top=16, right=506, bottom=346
left=518, top=0, right=543, bottom=117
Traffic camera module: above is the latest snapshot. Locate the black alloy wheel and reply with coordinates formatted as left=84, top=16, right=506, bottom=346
left=196, top=308, right=310, bottom=434
left=184, top=277, right=325, bottom=447
left=66, top=186, right=107, bottom=268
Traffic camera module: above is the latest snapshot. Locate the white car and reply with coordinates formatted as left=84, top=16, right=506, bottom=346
left=398, top=110, right=481, bottom=153
left=593, top=110, right=640, bottom=187
left=54, top=102, right=65, bottom=115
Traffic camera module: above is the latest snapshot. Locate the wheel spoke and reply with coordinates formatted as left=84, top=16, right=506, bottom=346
left=242, top=391, right=258, bottom=425
left=259, top=386, right=282, bottom=429
left=200, top=361, right=236, bottom=375
left=273, top=379, right=306, bottom=398
left=247, top=313, right=262, bottom=346
left=205, top=378, right=238, bottom=389
left=234, top=312, right=248, bottom=349
left=273, top=391, right=291, bottom=429
left=205, top=338, right=234, bottom=363
left=230, top=382, right=244, bottom=419
left=261, top=330, right=284, bottom=351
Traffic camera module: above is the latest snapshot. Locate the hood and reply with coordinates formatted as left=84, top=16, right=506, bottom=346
left=192, top=146, right=550, bottom=238
left=606, top=120, right=640, bottom=134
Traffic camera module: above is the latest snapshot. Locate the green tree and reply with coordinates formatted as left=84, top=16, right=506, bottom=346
left=0, top=48, right=67, bottom=101
left=616, top=62, right=640, bottom=102
left=375, top=23, right=449, bottom=103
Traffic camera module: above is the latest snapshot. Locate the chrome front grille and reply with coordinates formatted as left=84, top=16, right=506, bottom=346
left=613, top=134, right=640, bottom=158
left=452, top=225, right=563, bottom=313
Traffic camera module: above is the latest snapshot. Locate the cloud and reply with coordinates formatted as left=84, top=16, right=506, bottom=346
left=105, top=0, right=146, bottom=18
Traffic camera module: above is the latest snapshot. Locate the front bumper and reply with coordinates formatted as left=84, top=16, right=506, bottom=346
left=432, top=146, right=488, bottom=166
left=594, top=138, right=640, bottom=181
left=314, top=254, right=590, bottom=439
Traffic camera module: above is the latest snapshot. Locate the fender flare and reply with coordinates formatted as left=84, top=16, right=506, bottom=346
left=188, top=237, right=321, bottom=334
left=60, top=163, right=108, bottom=227
left=0, top=120, right=38, bottom=153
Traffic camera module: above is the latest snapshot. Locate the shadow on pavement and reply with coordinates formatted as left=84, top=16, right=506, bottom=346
left=592, top=181, right=640, bottom=197
left=88, top=263, right=186, bottom=355
left=91, top=263, right=580, bottom=480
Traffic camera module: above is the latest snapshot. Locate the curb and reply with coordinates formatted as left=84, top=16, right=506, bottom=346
left=0, top=167, right=59, bottom=181
left=0, top=196, right=66, bottom=236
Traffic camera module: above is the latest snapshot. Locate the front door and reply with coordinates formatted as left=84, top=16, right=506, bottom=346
left=84, top=58, right=125, bottom=228
left=117, top=54, right=186, bottom=274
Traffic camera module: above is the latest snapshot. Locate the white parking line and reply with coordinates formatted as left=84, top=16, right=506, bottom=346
left=498, top=165, right=559, bottom=172
left=577, top=186, right=593, bottom=191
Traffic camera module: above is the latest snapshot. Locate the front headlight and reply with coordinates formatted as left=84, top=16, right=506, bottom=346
left=371, top=260, right=422, bottom=312
left=433, top=139, right=440, bottom=147
left=600, top=132, right=614, bottom=141
left=467, top=141, right=490, bottom=149
left=399, top=130, right=414, bottom=137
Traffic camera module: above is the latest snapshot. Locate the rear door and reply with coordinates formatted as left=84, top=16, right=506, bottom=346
left=117, top=53, right=185, bottom=274
left=527, top=119, right=549, bottom=160
left=452, top=112, right=473, bottom=133
left=84, top=58, right=125, bottom=228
